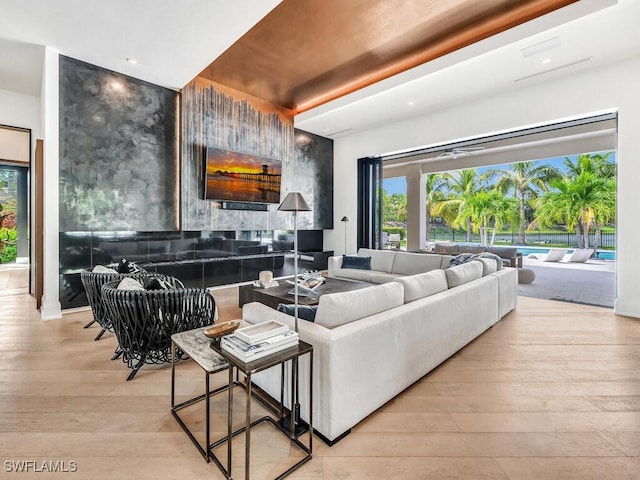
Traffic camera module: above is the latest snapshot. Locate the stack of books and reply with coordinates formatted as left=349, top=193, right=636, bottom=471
left=221, top=320, right=299, bottom=362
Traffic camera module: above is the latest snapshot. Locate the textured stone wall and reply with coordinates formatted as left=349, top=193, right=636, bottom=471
left=59, top=56, right=179, bottom=231
left=181, top=78, right=295, bottom=231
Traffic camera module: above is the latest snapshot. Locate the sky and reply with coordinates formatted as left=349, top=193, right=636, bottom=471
left=382, top=151, right=616, bottom=195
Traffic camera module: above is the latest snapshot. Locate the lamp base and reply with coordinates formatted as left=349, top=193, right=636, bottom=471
left=277, top=415, right=309, bottom=438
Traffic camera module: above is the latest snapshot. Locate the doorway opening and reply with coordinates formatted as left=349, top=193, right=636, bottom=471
left=0, top=125, right=31, bottom=297
left=379, top=113, right=617, bottom=308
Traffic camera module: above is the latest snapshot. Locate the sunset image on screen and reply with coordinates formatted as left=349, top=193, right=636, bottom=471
left=205, top=147, right=282, bottom=203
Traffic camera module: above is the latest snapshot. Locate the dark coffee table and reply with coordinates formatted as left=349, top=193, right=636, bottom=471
left=238, top=276, right=371, bottom=310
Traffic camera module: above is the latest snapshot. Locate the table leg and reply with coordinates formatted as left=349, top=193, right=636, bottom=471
left=206, top=371, right=210, bottom=463
left=309, top=351, right=313, bottom=454
left=246, top=372, right=252, bottom=480
left=170, top=341, right=176, bottom=409
left=290, top=357, right=297, bottom=437
left=227, top=365, right=233, bottom=479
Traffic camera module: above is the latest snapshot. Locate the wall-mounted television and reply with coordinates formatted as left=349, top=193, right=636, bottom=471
left=204, top=146, right=282, bottom=204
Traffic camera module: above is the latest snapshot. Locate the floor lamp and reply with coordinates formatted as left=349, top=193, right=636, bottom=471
left=341, top=216, right=350, bottom=254
left=277, top=191, right=311, bottom=436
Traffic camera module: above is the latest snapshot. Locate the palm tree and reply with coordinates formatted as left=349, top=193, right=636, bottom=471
left=455, top=190, right=517, bottom=246
left=563, top=152, right=615, bottom=179
left=532, top=171, right=615, bottom=249
left=438, top=169, right=481, bottom=242
left=486, top=161, right=560, bottom=245
left=382, top=191, right=408, bottom=224
left=425, top=173, right=447, bottom=242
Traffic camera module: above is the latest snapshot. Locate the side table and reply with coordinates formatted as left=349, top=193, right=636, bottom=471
left=210, top=339, right=313, bottom=480
left=170, top=327, right=229, bottom=463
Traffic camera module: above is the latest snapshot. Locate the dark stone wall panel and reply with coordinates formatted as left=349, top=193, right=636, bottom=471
left=294, top=129, right=334, bottom=229
left=59, top=56, right=179, bottom=231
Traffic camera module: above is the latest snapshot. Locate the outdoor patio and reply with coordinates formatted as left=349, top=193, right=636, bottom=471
left=518, top=256, right=615, bottom=308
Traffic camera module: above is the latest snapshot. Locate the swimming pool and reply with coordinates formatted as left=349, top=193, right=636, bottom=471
left=516, top=246, right=615, bottom=261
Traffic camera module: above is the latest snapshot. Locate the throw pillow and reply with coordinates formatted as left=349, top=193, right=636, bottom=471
left=342, top=255, right=371, bottom=270
left=117, top=277, right=145, bottom=290
left=115, top=258, right=140, bottom=274
left=143, top=277, right=173, bottom=290
left=92, top=265, right=118, bottom=274
left=276, top=303, right=317, bottom=322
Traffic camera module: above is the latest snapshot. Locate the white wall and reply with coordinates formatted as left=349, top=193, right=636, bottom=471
left=0, top=88, right=40, bottom=134
left=40, top=47, right=61, bottom=320
left=330, top=54, right=640, bottom=317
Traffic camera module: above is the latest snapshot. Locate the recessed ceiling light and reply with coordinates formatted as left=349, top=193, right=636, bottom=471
left=408, top=101, right=415, bottom=106
left=125, top=57, right=138, bottom=65
left=542, top=58, right=551, bottom=64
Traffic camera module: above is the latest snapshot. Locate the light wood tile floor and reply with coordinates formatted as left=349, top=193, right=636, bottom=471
left=1, top=290, right=639, bottom=479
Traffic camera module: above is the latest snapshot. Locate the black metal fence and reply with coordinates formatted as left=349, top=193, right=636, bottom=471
left=427, top=227, right=616, bottom=248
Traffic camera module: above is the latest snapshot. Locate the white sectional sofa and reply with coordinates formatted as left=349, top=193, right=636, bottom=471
left=328, top=248, right=452, bottom=283
left=242, top=251, right=518, bottom=444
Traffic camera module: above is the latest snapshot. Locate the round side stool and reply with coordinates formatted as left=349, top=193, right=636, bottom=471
left=518, top=268, right=536, bottom=284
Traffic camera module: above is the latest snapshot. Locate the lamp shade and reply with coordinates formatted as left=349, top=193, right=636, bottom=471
left=341, top=216, right=350, bottom=222
left=277, top=192, right=311, bottom=212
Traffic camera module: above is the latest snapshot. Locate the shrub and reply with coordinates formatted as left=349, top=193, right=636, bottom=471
left=0, top=244, right=16, bottom=263
left=383, top=226, right=406, bottom=240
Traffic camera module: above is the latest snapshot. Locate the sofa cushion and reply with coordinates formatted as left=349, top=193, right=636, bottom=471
left=487, top=246, right=517, bottom=258
left=358, top=248, right=395, bottom=273
left=315, top=282, right=404, bottom=329
left=476, top=257, right=498, bottom=276
left=368, top=271, right=403, bottom=283
left=342, top=255, right=371, bottom=270
left=276, top=303, right=317, bottom=322
left=394, top=269, right=448, bottom=303
left=391, top=252, right=446, bottom=275
left=477, top=252, right=504, bottom=270
left=445, top=261, right=483, bottom=288
left=433, top=243, right=459, bottom=254
left=459, top=245, right=487, bottom=254
left=334, top=268, right=376, bottom=283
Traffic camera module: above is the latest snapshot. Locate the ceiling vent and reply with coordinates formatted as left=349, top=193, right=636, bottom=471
left=521, top=36, right=562, bottom=58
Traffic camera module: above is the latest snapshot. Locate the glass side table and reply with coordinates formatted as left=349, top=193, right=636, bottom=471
left=170, top=327, right=230, bottom=463
left=210, top=338, right=313, bottom=480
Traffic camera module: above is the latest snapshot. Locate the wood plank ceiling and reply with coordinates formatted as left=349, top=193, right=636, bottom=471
left=198, top=0, right=577, bottom=114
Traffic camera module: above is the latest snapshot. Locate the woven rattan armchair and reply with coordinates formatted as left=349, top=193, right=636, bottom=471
left=80, top=270, right=152, bottom=341
left=101, top=280, right=217, bottom=380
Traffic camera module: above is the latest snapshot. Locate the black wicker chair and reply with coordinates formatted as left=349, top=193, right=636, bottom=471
left=80, top=269, right=152, bottom=341
left=101, top=280, right=217, bottom=380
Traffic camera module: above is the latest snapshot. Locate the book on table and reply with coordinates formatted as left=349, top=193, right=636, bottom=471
left=235, top=320, right=289, bottom=344
left=221, top=329, right=299, bottom=362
